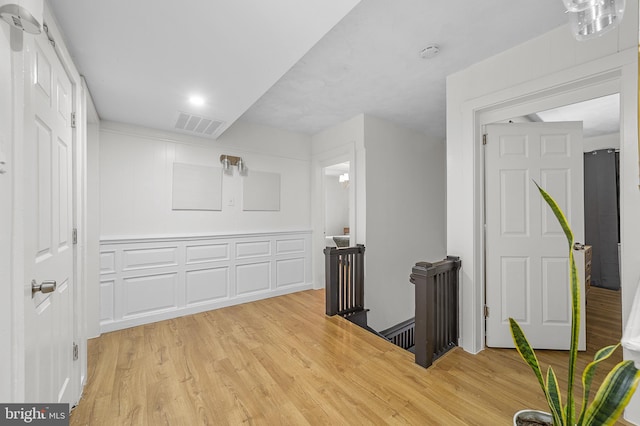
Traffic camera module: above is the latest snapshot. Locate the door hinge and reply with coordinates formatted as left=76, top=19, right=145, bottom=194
left=71, top=112, right=77, bottom=128
left=484, top=305, right=489, bottom=318
left=482, top=134, right=488, bottom=145
left=72, top=342, right=79, bottom=361
left=72, top=228, right=78, bottom=245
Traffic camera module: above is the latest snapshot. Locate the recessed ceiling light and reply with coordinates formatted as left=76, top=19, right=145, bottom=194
left=189, top=95, right=205, bottom=106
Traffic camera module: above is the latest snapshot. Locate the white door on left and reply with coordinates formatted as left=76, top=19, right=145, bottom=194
left=23, top=32, right=75, bottom=404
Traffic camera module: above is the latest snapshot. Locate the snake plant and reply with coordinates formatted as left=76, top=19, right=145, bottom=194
left=509, top=183, right=640, bottom=426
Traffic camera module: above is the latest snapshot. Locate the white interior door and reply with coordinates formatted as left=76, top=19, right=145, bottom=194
left=485, top=122, right=585, bottom=350
left=23, top=32, right=75, bottom=403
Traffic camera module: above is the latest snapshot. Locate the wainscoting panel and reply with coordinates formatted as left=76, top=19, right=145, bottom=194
left=99, top=280, right=115, bottom=322
left=236, top=262, right=271, bottom=295
left=276, top=238, right=305, bottom=255
left=122, top=273, right=178, bottom=318
left=99, top=230, right=312, bottom=332
left=185, top=267, right=229, bottom=305
left=122, top=246, right=179, bottom=271
left=185, top=243, right=229, bottom=265
left=236, top=240, right=271, bottom=259
left=276, top=258, right=305, bottom=288
left=100, top=251, right=116, bottom=274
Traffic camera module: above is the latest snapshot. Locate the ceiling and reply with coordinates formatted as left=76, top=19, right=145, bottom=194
left=533, top=94, right=620, bottom=138
left=48, top=0, right=360, bottom=139
left=49, top=0, right=571, bottom=142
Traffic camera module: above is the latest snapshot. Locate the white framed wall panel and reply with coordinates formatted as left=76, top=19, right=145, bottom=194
left=185, top=243, right=229, bottom=265
left=236, top=262, right=271, bottom=295
left=276, top=258, right=306, bottom=288
left=236, top=240, right=271, bottom=259
left=122, top=273, right=178, bottom=318
left=100, top=251, right=116, bottom=274
left=99, top=230, right=312, bottom=332
left=122, top=246, right=179, bottom=271
left=99, top=280, right=115, bottom=322
left=186, top=267, right=229, bottom=306
left=276, top=238, right=305, bottom=255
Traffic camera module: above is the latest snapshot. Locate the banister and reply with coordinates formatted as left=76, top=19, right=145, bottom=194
left=410, top=256, right=461, bottom=368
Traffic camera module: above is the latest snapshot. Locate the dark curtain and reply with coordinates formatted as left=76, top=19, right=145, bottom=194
left=584, top=149, right=620, bottom=290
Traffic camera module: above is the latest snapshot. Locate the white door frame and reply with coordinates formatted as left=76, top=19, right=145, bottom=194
left=8, top=5, right=88, bottom=403
left=458, top=49, right=636, bottom=355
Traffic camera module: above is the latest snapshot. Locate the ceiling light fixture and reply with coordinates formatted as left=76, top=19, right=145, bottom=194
left=189, top=95, right=205, bottom=106
left=561, top=0, right=625, bottom=41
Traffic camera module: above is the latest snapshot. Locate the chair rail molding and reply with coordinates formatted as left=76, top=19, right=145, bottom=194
left=99, top=229, right=312, bottom=332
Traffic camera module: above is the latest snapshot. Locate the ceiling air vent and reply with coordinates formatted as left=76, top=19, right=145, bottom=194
left=174, top=112, right=224, bottom=137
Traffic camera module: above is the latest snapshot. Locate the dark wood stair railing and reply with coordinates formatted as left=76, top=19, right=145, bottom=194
left=410, top=256, right=461, bottom=368
left=324, top=245, right=365, bottom=317
left=325, top=246, right=461, bottom=369
left=380, top=318, right=415, bottom=352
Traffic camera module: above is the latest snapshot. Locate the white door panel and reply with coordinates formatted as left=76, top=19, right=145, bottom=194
left=485, top=122, right=585, bottom=350
left=23, top=34, right=75, bottom=404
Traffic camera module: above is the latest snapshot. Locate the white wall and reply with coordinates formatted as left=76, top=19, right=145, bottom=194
left=97, top=120, right=314, bottom=331
left=446, top=8, right=639, bottom=423
left=323, top=174, right=349, bottom=236
left=363, top=115, right=446, bottom=330
left=0, top=23, right=14, bottom=403
left=99, top=120, right=312, bottom=236
left=584, top=132, right=620, bottom=152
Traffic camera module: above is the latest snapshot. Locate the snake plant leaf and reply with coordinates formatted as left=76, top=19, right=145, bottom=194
left=536, top=183, right=580, bottom=423
left=534, top=182, right=573, bottom=249
left=509, top=318, right=546, bottom=389
left=509, top=317, right=559, bottom=423
left=577, top=344, right=620, bottom=425
left=566, top=249, right=580, bottom=423
left=582, top=360, right=640, bottom=426
left=546, top=366, right=565, bottom=425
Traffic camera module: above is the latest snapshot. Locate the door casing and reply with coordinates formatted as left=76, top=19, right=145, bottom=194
left=467, top=69, right=625, bottom=354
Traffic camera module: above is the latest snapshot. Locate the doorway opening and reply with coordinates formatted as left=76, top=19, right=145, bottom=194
left=323, top=161, right=351, bottom=248
left=483, top=91, right=622, bottom=350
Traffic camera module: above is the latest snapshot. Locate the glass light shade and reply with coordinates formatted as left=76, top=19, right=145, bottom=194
left=561, top=0, right=603, bottom=12
left=569, top=0, right=625, bottom=41
left=236, top=158, right=245, bottom=174
left=221, top=157, right=231, bottom=173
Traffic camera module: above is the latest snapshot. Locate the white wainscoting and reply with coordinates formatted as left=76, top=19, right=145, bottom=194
left=99, top=230, right=312, bottom=332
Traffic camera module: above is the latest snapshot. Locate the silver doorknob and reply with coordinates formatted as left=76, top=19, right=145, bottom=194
left=573, top=242, right=585, bottom=251
left=31, top=279, right=57, bottom=297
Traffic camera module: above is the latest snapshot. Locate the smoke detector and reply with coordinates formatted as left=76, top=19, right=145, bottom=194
left=419, top=44, right=440, bottom=59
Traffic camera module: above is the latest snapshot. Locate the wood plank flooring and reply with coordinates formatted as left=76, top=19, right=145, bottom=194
left=71, top=286, right=634, bottom=425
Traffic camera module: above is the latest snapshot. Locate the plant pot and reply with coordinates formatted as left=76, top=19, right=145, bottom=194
left=513, top=409, right=553, bottom=426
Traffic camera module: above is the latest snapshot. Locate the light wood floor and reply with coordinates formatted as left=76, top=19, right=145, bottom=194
left=71, top=287, right=633, bottom=425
